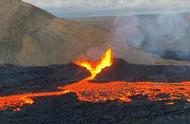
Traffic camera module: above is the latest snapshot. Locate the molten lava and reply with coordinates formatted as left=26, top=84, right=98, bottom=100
left=74, top=48, right=112, bottom=79
left=60, top=81, right=190, bottom=104
left=1, top=48, right=190, bottom=111
left=0, top=90, right=70, bottom=111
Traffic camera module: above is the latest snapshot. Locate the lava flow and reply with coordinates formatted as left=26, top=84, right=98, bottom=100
left=0, top=48, right=113, bottom=111
left=0, top=90, right=70, bottom=111
left=1, top=48, right=190, bottom=111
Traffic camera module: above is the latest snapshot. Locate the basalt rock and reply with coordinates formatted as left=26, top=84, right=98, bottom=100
left=94, top=58, right=190, bottom=82
left=0, top=63, right=90, bottom=84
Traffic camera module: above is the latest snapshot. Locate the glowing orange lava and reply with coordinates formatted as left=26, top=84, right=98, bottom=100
left=0, top=90, right=70, bottom=111
left=1, top=48, right=190, bottom=111
left=1, top=81, right=190, bottom=111
left=74, top=48, right=112, bottom=79
left=60, top=81, right=190, bottom=104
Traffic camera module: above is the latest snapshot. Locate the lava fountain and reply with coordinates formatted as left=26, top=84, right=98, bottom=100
left=74, top=48, right=113, bottom=79
left=1, top=48, right=190, bottom=111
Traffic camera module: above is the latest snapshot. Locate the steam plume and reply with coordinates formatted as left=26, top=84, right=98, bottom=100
left=111, top=13, right=190, bottom=62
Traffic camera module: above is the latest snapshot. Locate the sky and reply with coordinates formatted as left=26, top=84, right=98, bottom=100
left=23, top=0, right=190, bottom=18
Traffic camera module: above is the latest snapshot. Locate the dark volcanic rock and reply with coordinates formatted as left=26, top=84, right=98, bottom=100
left=0, top=63, right=90, bottom=95
left=0, top=63, right=90, bottom=84
left=0, top=95, right=190, bottom=124
left=94, top=58, right=190, bottom=82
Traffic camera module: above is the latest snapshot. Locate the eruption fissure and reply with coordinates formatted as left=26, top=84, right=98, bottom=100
left=74, top=48, right=113, bottom=79
left=1, top=48, right=190, bottom=111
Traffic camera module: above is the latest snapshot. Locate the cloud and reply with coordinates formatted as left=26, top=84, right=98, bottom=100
left=23, top=0, right=190, bottom=17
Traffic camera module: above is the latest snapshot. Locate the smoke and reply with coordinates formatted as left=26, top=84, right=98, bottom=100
left=111, top=13, right=190, bottom=61
left=113, top=16, right=144, bottom=48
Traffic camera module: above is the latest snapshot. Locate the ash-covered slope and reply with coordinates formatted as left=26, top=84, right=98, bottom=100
left=0, top=0, right=108, bottom=66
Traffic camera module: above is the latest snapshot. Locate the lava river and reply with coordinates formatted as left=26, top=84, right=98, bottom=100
left=1, top=49, right=190, bottom=111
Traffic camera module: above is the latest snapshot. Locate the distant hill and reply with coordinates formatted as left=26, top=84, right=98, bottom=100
left=0, top=0, right=108, bottom=66
left=1, top=0, right=190, bottom=66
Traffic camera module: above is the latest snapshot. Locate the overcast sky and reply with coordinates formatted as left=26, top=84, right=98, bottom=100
left=23, top=0, right=190, bottom=18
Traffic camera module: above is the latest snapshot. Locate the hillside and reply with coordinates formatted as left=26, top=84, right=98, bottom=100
left=0, top=0, right=108, bottom=66
left=1, top=0, right=190, bottom=66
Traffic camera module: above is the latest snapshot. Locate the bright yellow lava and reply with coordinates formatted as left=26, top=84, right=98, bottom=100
left=75, top=48, right=112, bottom=79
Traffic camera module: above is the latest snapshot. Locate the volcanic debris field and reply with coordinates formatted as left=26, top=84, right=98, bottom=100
left=0, top=59, right=190, bottom=124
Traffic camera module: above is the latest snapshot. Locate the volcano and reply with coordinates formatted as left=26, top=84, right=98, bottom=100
left=1, top=49, right=190, bottom=124
left=1, top=0, right=190, bottom=124
left=1, top=49, right=190, bottom=110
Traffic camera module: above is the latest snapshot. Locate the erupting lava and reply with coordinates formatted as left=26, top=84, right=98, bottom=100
left=1, top=48, right=190, bottom=111
left=74, top=48, right=112, bottom=79
left=60, top=81, right=190, bottom=104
